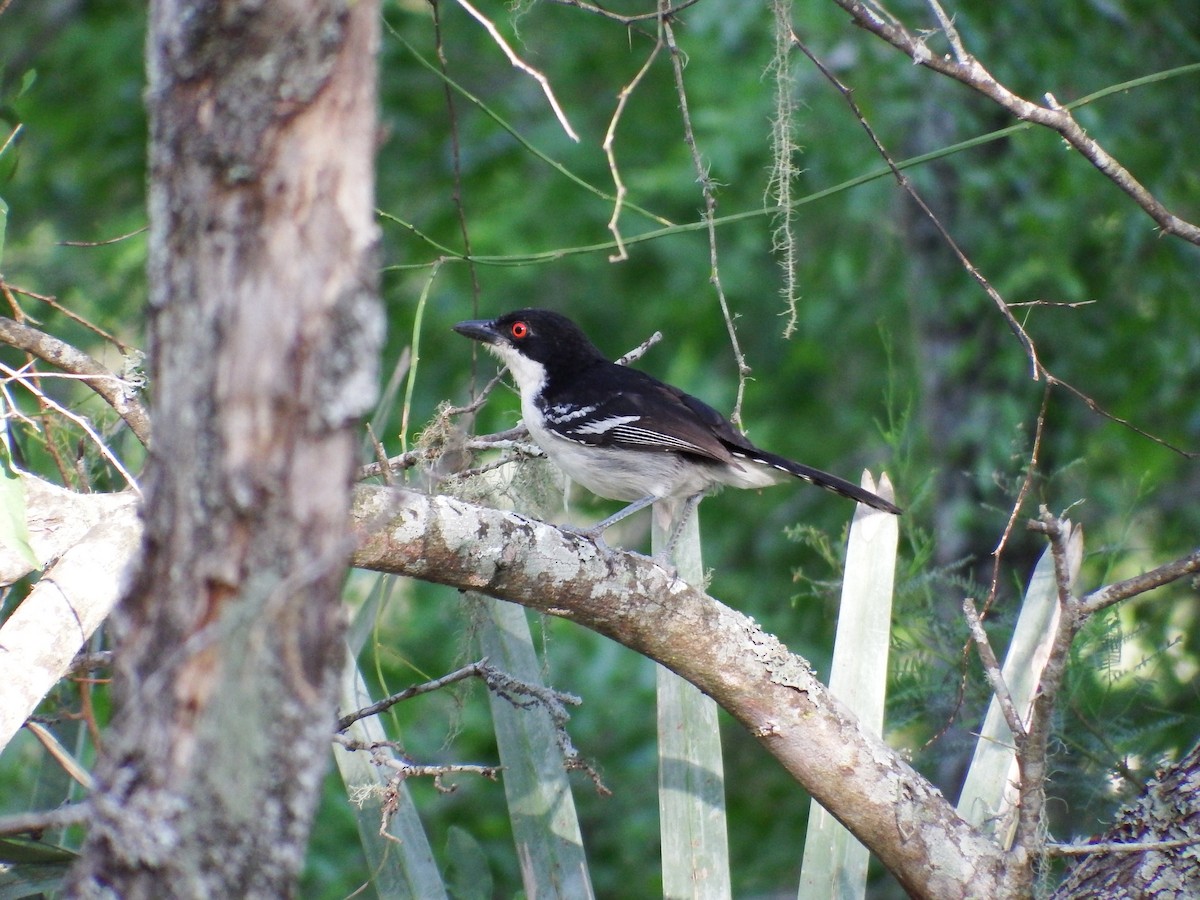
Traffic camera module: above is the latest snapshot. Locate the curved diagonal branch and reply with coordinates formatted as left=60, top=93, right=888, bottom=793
left=350, top=484, right=1010, bottom=899
left=828, top=0, right=1200, bottom=244
left=0, top=316, right=151, bottom=446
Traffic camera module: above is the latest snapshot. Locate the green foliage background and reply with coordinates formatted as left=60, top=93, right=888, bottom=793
left=1, top=1, right=1198, bottom=896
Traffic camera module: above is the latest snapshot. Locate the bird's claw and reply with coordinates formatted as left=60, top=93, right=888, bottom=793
left=557, top=522, right=615, bottom=557
left=557, top=524, right=679, bottom=578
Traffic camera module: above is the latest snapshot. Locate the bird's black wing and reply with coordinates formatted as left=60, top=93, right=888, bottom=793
left=539, top=363, right=739, bottom=465
left=669, top=373, right=902, bottom=514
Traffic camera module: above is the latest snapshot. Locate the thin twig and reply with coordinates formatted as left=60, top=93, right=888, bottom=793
left=790, top=30, right=1040, bottom=379
left=986, top=382, right=1051, bottom=611
left=0, top=316, right=150, bottom=445
left=603, top=7, right=665, bottom=261
left=365, top=422, right=393, bottom=486
left=1047, top=836, right=1200, bottom=857
left=59, top=225, right=148, bottom=248
left=386, top=22, right=672, bottom=229
left=333, top=734, right=501, bottom=783
left=0, top=122, right=20, bottom=156
left=1006, top=299, right=1096, bottom=309
left=442, top=370, right=507, bottom=418
left=542, top=0, right=703, bottom=26
left=0, top=802, right=90, bottom=837
left=3, top=279, right=132, bottom=354
left=663, top=15, right=750, bottom=424
left=337, top=660, right=491, bottom=731
left=25, top=721, right=94, bottom=789
left=356, top=432, right=531, bottom=481
left=615, top=330, right=663, bottom=366
left=924, top=0, right=966, bottom=62
left=1079, top=549, right=1200, bottom=617
left=1, top=361, right=141, bottom=493
left=431, top=0, right=484, bottom=385
left=826, top=0, right=1200, bottom=245
left=962, top=597, right=1026, bottom=742
left=1043, top=372, right=1197, bottom=458
left=454, top=0, right=580, bottom=142
left=791, top=31, right=1199, bottom=459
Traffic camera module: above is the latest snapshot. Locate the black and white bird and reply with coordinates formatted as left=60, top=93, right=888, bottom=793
left=454, top=308, right=900, bottom=547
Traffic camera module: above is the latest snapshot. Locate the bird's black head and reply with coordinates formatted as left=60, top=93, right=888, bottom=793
left=453, top=309, right=607, bottom=377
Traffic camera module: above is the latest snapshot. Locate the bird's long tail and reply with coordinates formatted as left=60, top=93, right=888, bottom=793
left=740, top=448, right=902, bottom=515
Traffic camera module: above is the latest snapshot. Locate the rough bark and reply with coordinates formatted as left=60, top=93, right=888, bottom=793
left=350, top=485, right=1014, bottom=899
left=1052, top=741, right=1200, bottom=899
left=16, top=476, right=1200, bottom=897
left=0, top=480, right=137, bottom=751
left=65, top=0, right=382, bottom=896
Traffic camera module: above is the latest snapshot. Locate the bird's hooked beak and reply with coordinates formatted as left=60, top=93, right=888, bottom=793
left=452, top=318, right=501, bottom=345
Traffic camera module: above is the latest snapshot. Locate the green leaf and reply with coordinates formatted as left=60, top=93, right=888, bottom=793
left=955, top=522, right=1084, bottom=847
left=475, top=595, right=595, bottom=899
left=333, top=655, right=450, bottom=900
left=0, top=837, right=77, bottom=866
left=445, top=826, right=492, bottom=900
left=652, top=506, right=731, bottom=900
left=0, top=837, right=77, bottom=900
left=0, top=196, right=7, bottom=270
left=0, top=446, right=37, bottom=570
left=18, top=69, right=37, bottom=98
left=799, top=474, right=900, bottom=900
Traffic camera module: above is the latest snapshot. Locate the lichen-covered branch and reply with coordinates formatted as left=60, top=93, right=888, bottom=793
left=350, top=484, right=1010, bottom=898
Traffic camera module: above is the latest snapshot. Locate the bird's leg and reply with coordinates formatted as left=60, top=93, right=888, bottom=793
left=653, top=492, right=703, bottom=564
left=580, top=494, right=658, bottom=547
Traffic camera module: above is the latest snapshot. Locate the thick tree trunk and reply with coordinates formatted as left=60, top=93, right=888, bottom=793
left=66, top=1, right=381, bottom=896
left=1052, top=740, right=1200, bottom=899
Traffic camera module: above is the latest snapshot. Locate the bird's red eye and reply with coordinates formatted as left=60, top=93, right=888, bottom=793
left=510, top=321, right=529, bottom=339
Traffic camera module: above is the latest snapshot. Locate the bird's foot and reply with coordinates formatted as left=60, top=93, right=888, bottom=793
left=557, top=522, right=616, bottom=557
left=558, top=523, right=679, bottom=578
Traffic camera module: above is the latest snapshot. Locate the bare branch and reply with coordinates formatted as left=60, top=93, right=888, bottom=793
left=454, top=0, right=580, bottom=142
left=9, top=475, right=1014, bottom=894
left=603, top=9, right=665, bottom=261
left=791, top=32, right=1199, bottom=459
left=1012, top=511, right=1083, bottom=868
left=987, top=383, right=1051, bottom=609
left=1043, top=373, right=1198, bottom=459
left=1048, top=836, right=1200, bottom=857
left=826, top=0, right=1200, bottom=244
left=1, top=361, right=142, bottom=493
left=0, top=316, right=150, bottom=446
left=1006, top=299, right=1096, bottom=309
left=333, top=734, right=501, bottom=783
left=337, top=660, right=491, bottom=731
left=0, top=802, right=90, bottom=837
left=364, top=422, right=393, bottom=486
left=350, top=483, right=1009, bottom=897
left=924, top=0, right=966, bottom=62
left=542, top=0, right=703, bottom=26
left=614, top=329, right=663, bottom=366
left=962, top=598, right=1026, bottom=743
left=355, top=431, right=533, bottom=481
left=59, top=224, right=148, bottom=247
left=3, top=280, right=133, bottom=354
left=1079, top=549, right=1200, bottom=617
left=430, top=0, right=484, bottom=328
left=663, top=16, right=750, bottom=423
left=789, top=30, right=1040, bottom=378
